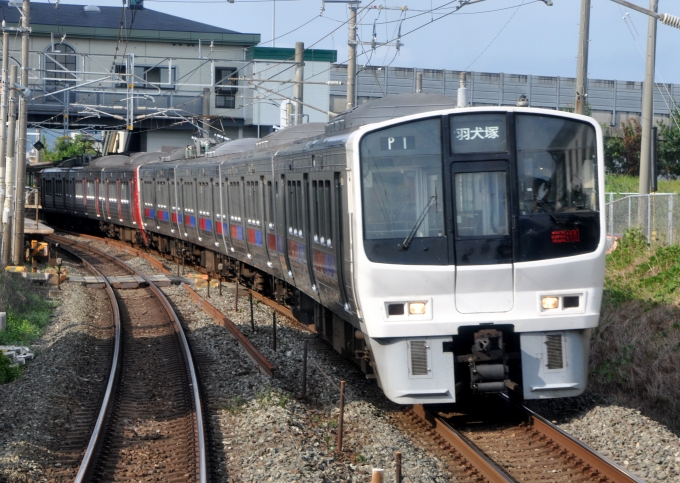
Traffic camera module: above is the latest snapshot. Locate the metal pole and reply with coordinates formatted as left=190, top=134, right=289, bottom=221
left=575, top=0, right=591, bottom=115
left=639, top=0, right=658, bottom=195
left=395, top=452, right=402, bottom=483
left=301, top=339, right=308, bottom=398
left=346, top=3, right=357, bottom=110
left=1, top=65, right=18, bottom=265
left=651, top=126, right=658, bottom=192
left=670, top=194, right=674, bottom=245
left=293, top=42, right=304, bottom=125
left=249, top=291, right=255, bottom=331
left=272, top=312, right=277, bottom=351
left=202, top=87, right=210, bottom=140
left=337, top=380, right=346, bottom=452
left=0, top=31, right=10, bottom=238
left=415, top=72, right=422, bottom=93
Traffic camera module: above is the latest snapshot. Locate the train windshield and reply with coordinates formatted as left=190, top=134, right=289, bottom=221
left=516, top=114, right=598, bottom=215
left=360, top=118, right=444, bottom=240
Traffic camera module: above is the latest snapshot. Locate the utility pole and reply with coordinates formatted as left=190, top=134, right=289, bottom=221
left=12, top=0, right=30, bottom=266
left=575, top=0, right=590, bottom=115
left=0, top=30, right=9, bottom=240
left=2, top=65, right=17, bottom=265
left=346, top=2, right=358, bottom=110
left=293, top=42, right=304, bottom=125
left=639, top=0, right=658, bottom=196
left=202, top=87, right=210, bottom=138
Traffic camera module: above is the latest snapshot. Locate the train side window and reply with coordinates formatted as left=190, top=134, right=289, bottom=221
left=229, top=181, right=241, bottom=221
left=324, top=180, right=332, bottom=247
left=312, top=181, right=319, bottom=242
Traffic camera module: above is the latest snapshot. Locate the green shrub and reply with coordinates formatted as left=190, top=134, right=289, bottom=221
left=0, top=353, right=22, bottom=383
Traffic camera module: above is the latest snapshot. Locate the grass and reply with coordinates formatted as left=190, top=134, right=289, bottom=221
left=591, top=229, right=680, bottom=429
left=605, top=174, right=680, bottom=194
left=0, top=270, right=53, bottom=347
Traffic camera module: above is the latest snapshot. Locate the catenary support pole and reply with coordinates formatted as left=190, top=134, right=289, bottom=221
left=0, top=30, right=10, bottom=238
left=346, top=3, right=357, bottom=110
left=639, top=0, right=658, bottom=195
left=12, top=0, right=30, bottom=266
left=575, top=0, right=590, bottom=115
left=1, top=65, right=18, bottom=265
left=293, top=42, right=304, bottom=125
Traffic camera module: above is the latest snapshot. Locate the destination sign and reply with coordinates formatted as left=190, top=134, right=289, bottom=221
left=450, top=113, right=507, bottom=154
left=380, top=135, right=416, bottom=151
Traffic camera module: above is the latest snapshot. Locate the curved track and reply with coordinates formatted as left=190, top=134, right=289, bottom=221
left=403, top=400, right=645, bottom=483
left=47, top=234, right=207, bottom=483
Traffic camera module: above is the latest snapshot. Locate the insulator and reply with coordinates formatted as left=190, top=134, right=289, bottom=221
left=660, top=13, right=680, bottom=30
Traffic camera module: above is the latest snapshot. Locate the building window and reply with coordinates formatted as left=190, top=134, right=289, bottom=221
left=215, top=66, right=238, bottom=109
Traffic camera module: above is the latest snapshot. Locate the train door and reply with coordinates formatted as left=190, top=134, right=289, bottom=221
left=171, top=169, right=183, bottom=233
left=155, top=178, right=170, bottom=229
left=105, top=179, right=110, bottom=219
left=227, top=178, right=247, bottom=257
left=284, top=173, right=313, bottom=293
left=197, top=180, right=215, bottom=243
left=217, top=171, right=231, bottom=250
left=95, top=178, right=101, bottom=217
left=117, top=180, right=122, bottom=221
left=451, top=161, right=514, bottom=313
left=263, top=178, right=281, bottom=274
left=308, top=172, right=347, bottom=311
left=243, top=178, right=265, bottom=261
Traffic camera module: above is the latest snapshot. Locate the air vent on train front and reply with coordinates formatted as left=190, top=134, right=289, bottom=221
left=409, top=341, right=429, bottom=376
left=545, top=334, right=564, bottom=369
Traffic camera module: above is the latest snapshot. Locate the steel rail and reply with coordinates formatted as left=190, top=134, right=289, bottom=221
left=47, top=234, right=208, bottom=483
left=410, top=404, right=515, bottom=483
left=519, top=404, right=646, bottom=483
left=57, top=231, right=283, bottom=371
left=51, top=241, right=122, bottom=483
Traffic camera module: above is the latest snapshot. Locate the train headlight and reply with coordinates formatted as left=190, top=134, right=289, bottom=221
left=541, top=296, right=559, bottom=310
left=409, top=302, right=427, bottom=315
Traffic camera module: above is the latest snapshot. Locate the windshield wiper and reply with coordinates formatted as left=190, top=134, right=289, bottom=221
left=536, top=199, right=564, bottom=225
left=400, top=195, right=437, bottom=251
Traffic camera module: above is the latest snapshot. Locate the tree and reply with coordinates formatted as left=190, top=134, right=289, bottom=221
left=42, top=134, right=98, bottom=162
left=603, top=119, right=641, bottom=175
left=658, top=108, right=680, bottom=178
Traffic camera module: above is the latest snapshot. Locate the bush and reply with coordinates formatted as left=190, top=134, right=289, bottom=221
left=0, top=270, right=52, bottom=347
left=0, top=353, right=22, bottom=383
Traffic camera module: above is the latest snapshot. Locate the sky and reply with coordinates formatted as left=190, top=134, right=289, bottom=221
left=35, top=0, right=680, bottom=85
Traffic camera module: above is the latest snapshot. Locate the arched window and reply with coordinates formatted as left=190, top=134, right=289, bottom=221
left=45, top=44, right=76, bottom=103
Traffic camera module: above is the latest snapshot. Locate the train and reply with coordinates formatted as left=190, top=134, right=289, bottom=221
left=40, top=93, right=606, bottom=404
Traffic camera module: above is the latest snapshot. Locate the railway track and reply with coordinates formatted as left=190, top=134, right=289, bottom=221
left=49, top=230, right=644, bottom=482
left=402, top=399, right=645, bottom=483
left=47, top=234, right=207, bottom=482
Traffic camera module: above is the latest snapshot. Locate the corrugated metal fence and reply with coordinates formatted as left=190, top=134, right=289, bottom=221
left=331, top=65, right=680, bottom=117
left=606, top=193, right=680, bottom=245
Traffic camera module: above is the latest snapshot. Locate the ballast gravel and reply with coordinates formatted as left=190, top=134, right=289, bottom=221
left=2, top=234, right=680, bottom=483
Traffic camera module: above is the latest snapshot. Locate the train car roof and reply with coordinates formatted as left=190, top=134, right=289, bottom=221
left=326, top=93, right=458, bottom=134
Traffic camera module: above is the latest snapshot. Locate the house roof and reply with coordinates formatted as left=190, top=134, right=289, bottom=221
left=0, top=2, right=260, bottom=46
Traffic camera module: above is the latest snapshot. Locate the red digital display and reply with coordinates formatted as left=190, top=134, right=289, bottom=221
left=551, top=229, right=580, bottom=243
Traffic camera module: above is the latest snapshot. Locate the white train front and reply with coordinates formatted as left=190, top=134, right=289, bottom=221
left=41, top=94, right=606, bottom=405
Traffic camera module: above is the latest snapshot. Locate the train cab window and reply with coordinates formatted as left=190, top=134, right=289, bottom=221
left=454, top=172, right=508, bottom=237
left=516, top=114, right=598, bottom=216
left=359, top=118, right=444, bottom=241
